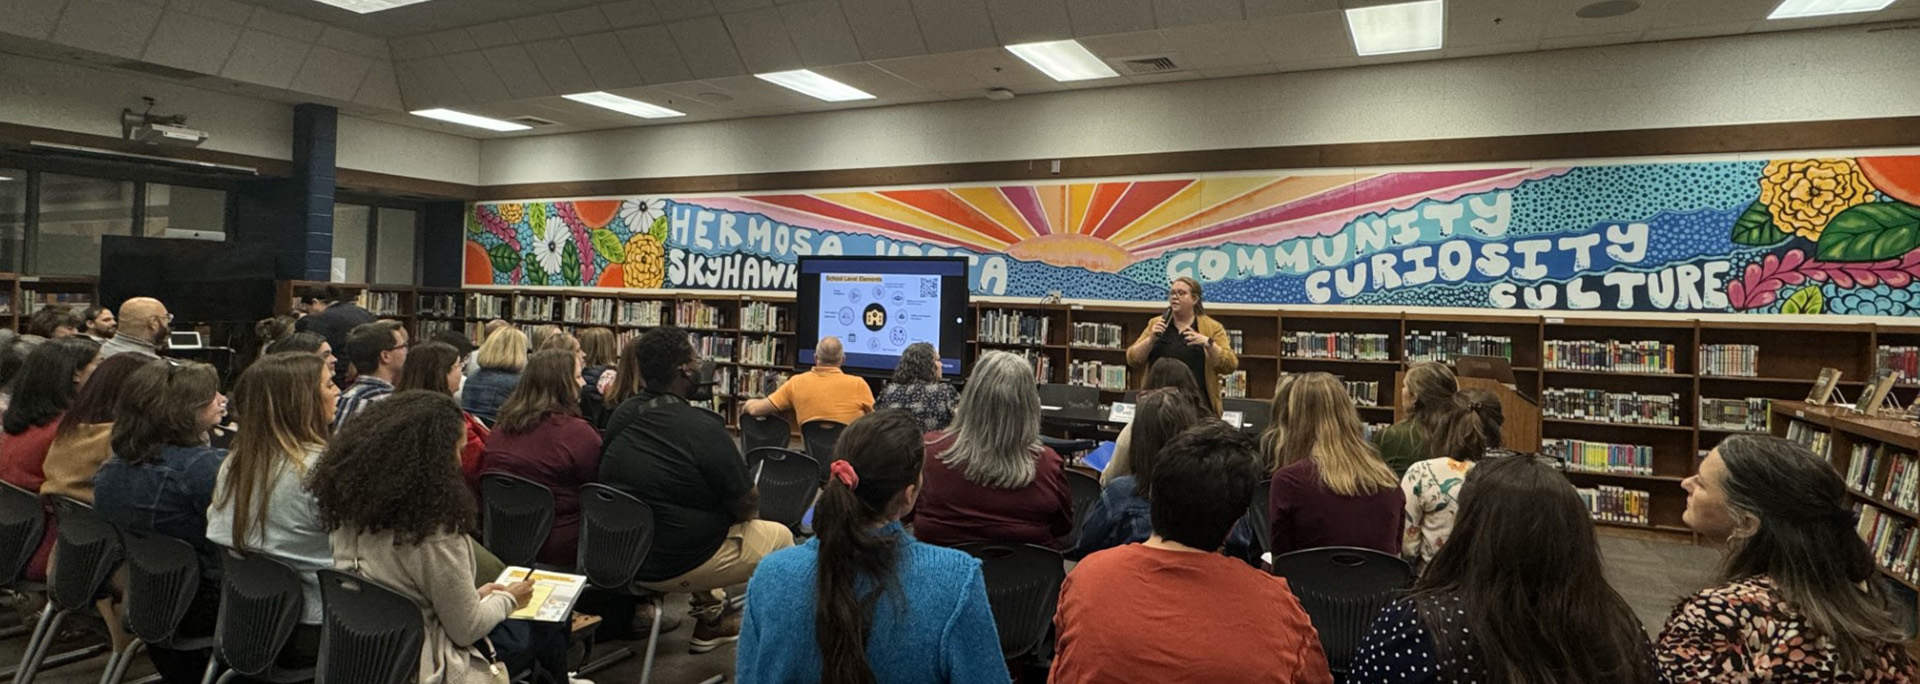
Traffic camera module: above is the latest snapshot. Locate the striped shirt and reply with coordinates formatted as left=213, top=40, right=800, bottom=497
left=333, top=376, right=393, bottom=431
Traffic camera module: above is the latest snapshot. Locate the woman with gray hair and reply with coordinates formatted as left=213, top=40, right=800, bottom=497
left=910, top=351, right=1073, bottom=549
left=875, top=342, right=959, bottom=432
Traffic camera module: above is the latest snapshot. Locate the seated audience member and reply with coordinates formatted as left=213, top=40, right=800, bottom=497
left=265, top=331, right=332, bottom=363
left=0, top=337, right=101, bottom=580
left=481, top=350, right=600, bottom=567
left=462, top=327, right=527, bottom=426
left=81, top=304, right=116, bottom=343
left=874, top=342, right=959, bottom=432
left=333, top=320, right=408, bottom=430
left=1071, top=390, right=1202, bottom=559
left=600, top=327, right=794, bottom=652
left=1656, top=436, right=1913, bottom=682
left=738, top=409, right=1011, bottom=684
left=95, top=361, right=229, bottom=683
left=1101, top=357, right=1214, bottom=485
left=206, top=352, right=338, bottom=665
left=43, top=354, right=150, bottom=503
left=1268, top=372, right=1404, bottom=557
left=309, top=391, right=577, bottom=684
left=1255, top=374, right=1298, bottom=474
left=741, top=336, right=874, bottom=427
left=401, top=342, right=489, bottom=489
left=1053, top=422, right=1331, bottom=684
left=292, top=286, right=374, bottom=365
left=576, top=327, right=618, bottom=427
left=19, top=306, right=84, bottom=350
left=100, top=297, right=171, bottom=360
left=913, top=351, right=1073, bottom=549
left=528, top=324, right=564, bottom=353
left=1400, top=389, right=1505, bottom=566
left=1351, top=456, right=1654, bottom=684
left=254, top=315, right=296, bottom=356
left=466, top=319, right=511, bottom=377
left=1374, top=362, right=1459, bottom=477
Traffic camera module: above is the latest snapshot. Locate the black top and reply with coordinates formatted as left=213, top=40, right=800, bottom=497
left=581, top=364, right=614, bottom=429
left=295, top=302, right=376, bottom=359
left=598, top=389, right=753, bottom=581
left=1148, top=318, right=1207, bottom=392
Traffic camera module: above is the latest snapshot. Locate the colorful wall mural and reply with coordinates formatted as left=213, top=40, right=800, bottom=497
left=466, top=155, right=1920, bottom=316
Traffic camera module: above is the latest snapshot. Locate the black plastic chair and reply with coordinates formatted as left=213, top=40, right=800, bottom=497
left=203, top=549, right=314, bottom=684
left=740, top=414, right=791, bottom=454
left=955, top=543, right=1065, bottom=661
left=1060, top=468, right=1103, bottom=550
left=479, top=473, right=557, bottom=569
left=1271, top=547, right=1414, bottom=676
left=1037, top=384, right=1099, bottom=410
left=12, top=496, right=123, bottom=684
left=314, top=569, right=424, bottom=684
left=1038, top=436, right=1098, bottom=460
left=1247, top=479, right=1274, bottom=559
left=799, top=420, right=846, bottom=479
left=745, top=448, right=820, bottom=532
left=0, top=483, right=45, bottom=643
left=1223, top=397, right=1272, bottom=435
left=102, top=530, right=216, bottom=684
left=574, top=484, right=723, bottom=684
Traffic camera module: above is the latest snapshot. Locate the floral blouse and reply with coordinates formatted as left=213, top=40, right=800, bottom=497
left=1656, top=576, right=1915, bottom=683
left=1401, top=457, right=1474, bottom=565
left=876, top=381, right=959, bottom=433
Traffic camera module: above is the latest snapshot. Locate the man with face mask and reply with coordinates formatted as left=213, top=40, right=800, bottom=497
left=598, top=326, right=794, bottom=653
left=99, top=297, right=172, bottom=360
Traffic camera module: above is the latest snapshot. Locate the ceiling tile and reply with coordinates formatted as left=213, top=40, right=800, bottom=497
left=655, top=0, right=716, bottom=21
left=1448, top=0, right=1548, bottom=47
left=246, top=7, right=324, bottom=41
left=554, top=6, right=612, bottom=29
left=570, top=32, right=644, bottom=88
left=290, top=45, right=374, bottom=101
left=354, top=60, right=404, bottom=109
left=1245, top=0, right=1338, bottom=19
left=222, top=28, right=313, bottom=88
left=443, top=50, right=511, bottom=94
left=955, top=47, right=1059, bottom=87
left=723, top=7, right=804, bottom=71
left=1542, top=4, right=1656, bottom=39
left=812, top=61, right=934, bottom=98
left=167, top=0, right=252, bottom=25
left=910, top=0, right=997, bottom=53
left=842, top=0, right=929, bottom=60
left=389, top=35, right=437, bottom=61
left=1247, top=11, right=1349, bottom=63
left=780, top=1, right=862, bottom=66
left=1159, top=21, right=1268, bottom=69
left=484, top=44, right=558, bottom=98
left=1643, top=0, right=1768, bottom=28
left=51, top=0, right=162, bottom=60
left=1152, top=0, right=1243, bottom=29
left=467, top=21, right=520, bottom=48
left=601, top=0, right=661, bottom=28
left=0, top=0, right=68, bottom=40
left=524, top=37, right=599, bottom=93
left=986, top=0, right=1072, bottom=43
left=616, top=24, right=695, bottom=83
left=871, top=53, right=985, bottom=91
left=667, top=16, right=748, bottom=78
left=512, top=15, right=565, bottom=43
left=1067, top=0, right=1154, bottom=36
left=425, top=28, right=480, bottom=54
left=318, top=27, right=389, bottom=60
left=142, top=10, right=242, bottom=75
left=712, top=0, right=773, bottom=9
left=1075, top=29, right=1171, bottom=58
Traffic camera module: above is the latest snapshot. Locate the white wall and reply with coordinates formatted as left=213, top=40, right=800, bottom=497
left=479, top=24, right=1920, bottom=186
left=336, top=115, right=479, bottom=186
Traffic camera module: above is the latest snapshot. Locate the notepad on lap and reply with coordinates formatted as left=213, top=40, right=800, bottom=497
left=494, top=567, right=587, bottom=622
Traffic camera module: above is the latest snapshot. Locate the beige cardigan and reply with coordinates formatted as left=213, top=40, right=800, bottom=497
left=331, top=529, right=515, bottom=684
left=41, top=423, right=113, bottom=503
left=1126, top=313, right=1239, bottom=414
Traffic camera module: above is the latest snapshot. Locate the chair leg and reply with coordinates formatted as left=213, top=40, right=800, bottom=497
left=14, top=609, right=69, bottom=684
left=8, top=606, right=55, bottom=684
left=210, top=670, right=236, bottom=684
left=0, top=645, right=109, bottom=683
left=199, top=657, right=222, bottom=684
left=638, top=596, right=664, bottom=684
left=99, top=640, right=143, bottom=684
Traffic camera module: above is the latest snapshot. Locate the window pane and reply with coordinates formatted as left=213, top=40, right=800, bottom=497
left=332, top=204, right=370, bottom=283
left=0, top=170, right=23, bottom=274
left=36, top=174, right=134, bottom=276
left=143, top=184, right=227, bottom=238
left=374, top=207, right=417, bottom=285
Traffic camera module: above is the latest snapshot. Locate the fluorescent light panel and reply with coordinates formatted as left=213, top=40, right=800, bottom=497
left=563, top=91, right=685, bottom=119
left=307, top=0, right=435, bottom=13
left=1004, top=40, right=1118, bottom=82
left=1345, top=0, right=1445, bottom=56
left=754, top=70, right=875, bottom=102
left=1767, top=0, right=1896, bottom=18
left=410, top=109, right=530, bottom=132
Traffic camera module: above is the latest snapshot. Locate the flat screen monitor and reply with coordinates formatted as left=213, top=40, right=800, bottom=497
left=795, top=256, right=971, bottom=378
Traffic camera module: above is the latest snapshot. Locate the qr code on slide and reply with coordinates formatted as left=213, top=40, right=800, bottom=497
left=920, top=277, right=939, bottom=298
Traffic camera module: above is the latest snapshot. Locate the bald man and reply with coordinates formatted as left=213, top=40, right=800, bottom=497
left=742, top=336, right=874, bottom=426
left=99, top=297, right=171, bottom=360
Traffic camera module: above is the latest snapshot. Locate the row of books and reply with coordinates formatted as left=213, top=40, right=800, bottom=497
left=1699, top=398, right=1772, bottom=433
left=420, top=293, right=461, bottom=318
left=981, top=310, right=1050, bottom=346
left=561, top=297, right=619, bottom=325
left=1578, top=485, right=1651, bottom=525
left=420, top=318, right=458, bottom=339
left=1542, top=389, right=1683, bottom=426
left=512, top=295, right=560, bottom=321
left=1785, top=420, right=1834, bottom=461
left=1282, top=332, right=1392, bottom=360
left=1549, top=438, right=1655, bottom=476
left=358, top=290, right=406, bottom=316
left=690, top=332, right=735, bottom=362
left=736, top=369, right=789, bottom=399
left=1006, top=348, right=1053, bottom=383
left=24, top=292, right=93, bottom=316
left=1698, top=344, right=1760, bottom=377
left=1404, top=330, right=1513, bottom=364
left=677, top=301, right=727, bottom=329
left=1067, top=361, right=1128, bottom=391
left=1347, top=380, right=1382, bottom=407
left=1858, top=505, right=1920, bottom=584
left=1227, top=329, right=1245, bottom=354
left=1880, top=346, right=1920, bottom=382
left=739, top=335, right=790, bottom=366
left=1222, top=371, right=1248, bottom=399
left=741, top=301, right=789, bottom=333
left=0, top=293, right=13, bottom=316
left=1849, top=443, right=1920, bottom=512
left=1543, top=339, right=1678, bottom=373
left=468, top=294, right=508, bottom=319
left=1071, top=322, right=1127, bottom=349
left=708, top=366, right=735, bottom=398
left=619, top=301, right=669, bottom=327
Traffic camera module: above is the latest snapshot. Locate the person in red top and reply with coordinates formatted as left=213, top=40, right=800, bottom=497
left=912, top=351, right=1072, bottom=548
left=0, top=337, right=101, bottom=580
left=398, top=341, right=489, bottom=490
left=1053, top=421, right=1333, bottom=684
left=480, top=349, right=601, bottom=567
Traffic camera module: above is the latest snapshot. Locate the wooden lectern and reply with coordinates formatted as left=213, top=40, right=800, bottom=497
left=1393, top=372, right=1542, bottom=454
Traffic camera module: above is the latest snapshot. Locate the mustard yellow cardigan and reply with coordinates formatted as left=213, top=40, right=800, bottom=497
left=1125, top=313, right=1239, bottom=414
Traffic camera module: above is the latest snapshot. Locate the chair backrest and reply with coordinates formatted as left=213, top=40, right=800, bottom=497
left=1120, top=389, right=1139, bottom=404
left=315, top=568, right=425, bottom=684
left=740, top=414, right=791, bottom=454
left=955, top=543, right=1065, bottom=661
left=1246, top=479, right=1273, bottom=557
left=1271, top=547, right=1414, bottom=673
left=1060, top=468, right=1103, bottom=550
left=214, top=549, right=308, bottom=676
left=1037, top=384, right=1099, bottom=410
left=745, top=447, right=820, bottom=530
left=120, top=529, right=205, bottom=648
left=799, top=420, right=846, bottom=477
left=1223, top=397, right=1272, bottom=434
left=575, top=484, right=655, bottom=590
left=48, top=496, right=124, bottom=611
left=478, top=472, right=557, bottom=568
left=0, top=482, right=45, bottom=587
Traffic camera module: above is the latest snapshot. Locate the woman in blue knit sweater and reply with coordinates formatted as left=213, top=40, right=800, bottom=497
left=737, top=409, right=1010, bottom=684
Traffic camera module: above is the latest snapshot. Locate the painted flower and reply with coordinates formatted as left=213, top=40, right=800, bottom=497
left=500, top=203, right=527, bottom=226
left=619, top=198, right=666, bottom=233
left=1759, top=159, right=1876, bottom=240
left=529, top=228, right=568, bottom=280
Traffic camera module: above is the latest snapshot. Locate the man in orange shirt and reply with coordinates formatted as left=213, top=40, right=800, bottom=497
left=1051, top=422, right=1333, bottom=684
left=741, top=336, right=874, bottom=426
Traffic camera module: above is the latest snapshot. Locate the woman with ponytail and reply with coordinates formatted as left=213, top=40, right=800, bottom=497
left=1399, top=388, right=1506, bottom=566
left=737, top=409, right=1010, bottom=684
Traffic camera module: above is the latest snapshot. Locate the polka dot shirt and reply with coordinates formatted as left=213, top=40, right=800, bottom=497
left=1348, top=595, right=1484, bottom=684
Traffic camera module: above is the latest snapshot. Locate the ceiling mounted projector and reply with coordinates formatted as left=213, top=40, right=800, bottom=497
left=121, top=98, right=208, bottom=148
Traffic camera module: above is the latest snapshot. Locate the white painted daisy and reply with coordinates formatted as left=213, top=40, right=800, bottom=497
left=529, top=228, right=567, bottom=278
left=619, top=198, right=666, bottom=232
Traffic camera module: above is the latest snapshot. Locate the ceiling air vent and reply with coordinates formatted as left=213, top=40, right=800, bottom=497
left=1117, top=55, right=1182, bottom=74
left=504, top=116, right=560, bottom=127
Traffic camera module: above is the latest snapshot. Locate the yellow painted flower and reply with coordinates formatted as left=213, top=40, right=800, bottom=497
left=500, top=203, right=526, bottom=225
left=1759, top=159, right=1876, bottom=240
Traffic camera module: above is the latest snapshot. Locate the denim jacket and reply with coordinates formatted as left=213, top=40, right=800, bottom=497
left=95, top=443, right=229, bottom=581
left=1070, top=475, right=1255, bottom=563
left=460, top=369, right=520, bottom=426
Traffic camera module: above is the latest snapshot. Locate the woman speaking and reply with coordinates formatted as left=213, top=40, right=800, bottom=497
left=1126, top=277, right=1238, bottom=414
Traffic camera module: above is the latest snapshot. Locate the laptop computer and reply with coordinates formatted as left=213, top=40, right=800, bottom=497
left=169, top=331, right=204, bottom=350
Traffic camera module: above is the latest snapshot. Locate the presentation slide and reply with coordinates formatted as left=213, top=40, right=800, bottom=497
left=817, top=272, right=942, bottom=362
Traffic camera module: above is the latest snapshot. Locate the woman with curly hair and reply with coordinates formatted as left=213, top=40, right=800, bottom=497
left=875, top=342, right=957, bottom=432
left=309, top=391, right=578, bottom=684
